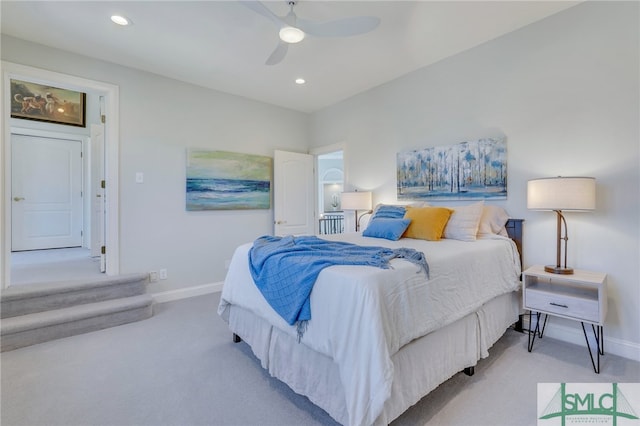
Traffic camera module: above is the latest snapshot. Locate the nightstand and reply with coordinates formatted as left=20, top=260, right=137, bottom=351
left=522, top=265, right=607, bottom=373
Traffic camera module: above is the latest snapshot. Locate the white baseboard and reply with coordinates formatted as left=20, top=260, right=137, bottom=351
left=152, top=282, right=223, bottom=304
left=523, top=316, right=640, bottom=363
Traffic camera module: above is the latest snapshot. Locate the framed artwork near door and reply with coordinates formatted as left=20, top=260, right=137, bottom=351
left=186, top=149, right=272, bottom=211
left=10, top=78, right=86, bottom=127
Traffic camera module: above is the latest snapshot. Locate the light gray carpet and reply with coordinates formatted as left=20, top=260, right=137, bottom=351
left=11, top=248, right=103, bottom=286
left=2, top=293, right=638, bottom=426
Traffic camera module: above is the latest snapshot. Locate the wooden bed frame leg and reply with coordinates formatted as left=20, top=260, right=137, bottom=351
left=464, top=366, right=475, bottom=376
left=514, top=314, right=524, bottom=333
left=232, top=333, right=242, bottom=343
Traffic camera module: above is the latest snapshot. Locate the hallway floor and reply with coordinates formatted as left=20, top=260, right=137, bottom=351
left=10, top=247, right=103, bottom=286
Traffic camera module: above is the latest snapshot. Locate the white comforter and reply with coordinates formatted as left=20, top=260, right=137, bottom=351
left=218, top=234, right=521, bottom=426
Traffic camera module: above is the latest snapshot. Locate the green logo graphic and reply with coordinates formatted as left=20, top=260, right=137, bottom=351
left=540, top=383, right=639, bottom=426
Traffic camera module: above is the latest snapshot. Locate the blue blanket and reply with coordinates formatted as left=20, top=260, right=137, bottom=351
left=248, top=235, right=429, bottom=340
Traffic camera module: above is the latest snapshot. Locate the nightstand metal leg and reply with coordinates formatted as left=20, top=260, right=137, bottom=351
left=539, top=313, right=548, bottom=338
left=581, top=322, right=603, bottom=374
left=528, top=311, right=538, bottom=351
left=592, top=324, right=604, bottom=355
left=527, top=311, right=535, bottom=352
left=528, top=311, right=550, bottom=352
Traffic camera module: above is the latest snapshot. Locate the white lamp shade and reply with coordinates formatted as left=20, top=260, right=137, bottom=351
left=341, top=191, right=372, bottom=211
left=527, top=177, right=596, bottom=211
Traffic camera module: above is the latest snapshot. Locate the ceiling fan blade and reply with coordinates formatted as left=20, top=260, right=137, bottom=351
left=297, top=16, right=380, bottom=37
left=265, top=41, right=289, bottom=66
left=239, top=1, right=285, bottom=28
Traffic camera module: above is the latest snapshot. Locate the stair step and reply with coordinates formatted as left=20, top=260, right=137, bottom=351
left=0, top=294, right=153, bottom=352
left=1, top=273, right=148, bottom=318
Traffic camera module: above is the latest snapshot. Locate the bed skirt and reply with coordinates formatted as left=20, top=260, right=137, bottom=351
left=221, top=290, right=520, bottom=426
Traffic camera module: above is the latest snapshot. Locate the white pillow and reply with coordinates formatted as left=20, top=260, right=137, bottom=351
left=443, top=201, right=484, bottom=241
left=477, top=205, right=510, bottom=237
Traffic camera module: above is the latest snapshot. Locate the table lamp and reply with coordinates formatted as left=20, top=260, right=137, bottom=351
left=341, top=191, right=372, bottom=232
left=527, top=176, right=596, bottom=274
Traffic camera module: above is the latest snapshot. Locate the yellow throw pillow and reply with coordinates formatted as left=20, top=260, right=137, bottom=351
left=403, top=206, right=453, bottom=241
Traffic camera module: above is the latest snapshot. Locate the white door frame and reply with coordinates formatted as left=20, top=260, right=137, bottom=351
left=310, top=142, right=346, bottom=178
left=89, top=124, right=105, bottom=261
left=311, top=143, right=345, bottom=232
left=1, top=61, right=120, bottom=288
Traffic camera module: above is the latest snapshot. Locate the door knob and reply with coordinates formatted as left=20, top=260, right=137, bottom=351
left=13, top=197, right=25, bottom=202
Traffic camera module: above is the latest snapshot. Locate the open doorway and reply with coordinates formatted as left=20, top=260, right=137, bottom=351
left=317, top=150, right=344, bottom=235
left=9, top=128, right=104, bottom=286
left=9, top=129, right=98, bottom=285
left=2, top=62, right=120, bottom=288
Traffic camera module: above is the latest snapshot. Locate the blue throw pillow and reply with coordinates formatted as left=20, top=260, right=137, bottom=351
left=371, top=205, right=406, bottom=220
left=363, top=218, right=411, bottom=241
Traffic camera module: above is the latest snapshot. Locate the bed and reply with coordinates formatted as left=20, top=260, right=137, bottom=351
left=218, top=204, right=523, bottom=426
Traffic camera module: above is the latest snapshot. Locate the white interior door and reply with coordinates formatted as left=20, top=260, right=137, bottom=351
left=11, top=134, right=83, bottom=251
left=90, top=124, right=105, bottom=270
left=273, top=150, right=315, bottom=236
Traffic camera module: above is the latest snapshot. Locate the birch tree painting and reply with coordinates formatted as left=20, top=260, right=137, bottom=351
left=397, top=138, right=507, bottom=200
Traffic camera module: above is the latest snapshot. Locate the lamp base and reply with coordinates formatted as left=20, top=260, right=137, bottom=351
left=544, top=265, right=574, bottom=275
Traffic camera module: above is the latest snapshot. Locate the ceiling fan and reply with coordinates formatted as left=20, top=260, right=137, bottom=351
left=241, top=1, right=381, bottom=65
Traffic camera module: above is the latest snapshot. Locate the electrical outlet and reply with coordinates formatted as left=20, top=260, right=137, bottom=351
left=149, top=271, right=158, bottom=282
left=159, top=269, right=168, bottom=280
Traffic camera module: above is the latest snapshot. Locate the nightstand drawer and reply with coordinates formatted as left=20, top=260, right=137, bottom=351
left=525, top=287, right=599, bottom=322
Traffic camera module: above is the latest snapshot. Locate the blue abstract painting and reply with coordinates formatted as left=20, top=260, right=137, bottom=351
left=186, top=150, right=272, bottom=210
left=397, top=138, right=507, bottom=200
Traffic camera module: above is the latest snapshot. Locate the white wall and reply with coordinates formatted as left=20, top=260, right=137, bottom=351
left=310, top=2, right=640, bottom=357
left=1, top=35, right=310, bottom=293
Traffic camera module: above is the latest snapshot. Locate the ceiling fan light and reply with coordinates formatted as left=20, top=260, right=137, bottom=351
left=110, top=15, right=131, bottom=26
left=279, top=26, right=305, bottom=44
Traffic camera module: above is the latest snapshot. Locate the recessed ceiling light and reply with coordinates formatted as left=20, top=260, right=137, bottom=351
left=295, top=78, right=306, bottom=85
left=110, top=15, right=131, bottom=26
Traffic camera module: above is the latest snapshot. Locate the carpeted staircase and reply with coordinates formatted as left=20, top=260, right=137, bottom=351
left=1, top=273, right=153, bottom=352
